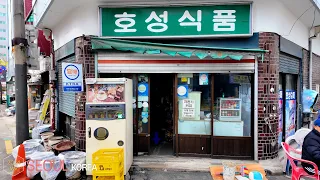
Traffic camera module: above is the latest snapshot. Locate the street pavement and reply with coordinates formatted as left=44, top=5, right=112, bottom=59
left=130, top=168, right=289, bottom=180
left=0, top=104, right=16, bottom=180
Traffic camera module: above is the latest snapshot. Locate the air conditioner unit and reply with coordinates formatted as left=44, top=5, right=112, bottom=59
left=25, top=24, right=38, bottom=43
left=27, top=43, right=40, bottom=70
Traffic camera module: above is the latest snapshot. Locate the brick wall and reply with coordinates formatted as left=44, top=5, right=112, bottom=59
left=302, top=50, right=320, bottom=110
left=303, top=49, right=309, bottom=89
left=312, top=54, right=320, bottom=91
left=74, top=36, right=95, bottom=151
left=258, top=32, right=280, bottom=160
left=312, top=53, right=320, bottom=110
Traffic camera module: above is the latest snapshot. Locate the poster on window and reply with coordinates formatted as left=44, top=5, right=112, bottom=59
left=278, top=90, right=283, bottom=148
left=285, top=90, right=296, bottom=139
left=199, top=73, right=209, bottom=85
left=86, top=84, right=125, bottom=103
left=181, top=99, right=195, bottom=119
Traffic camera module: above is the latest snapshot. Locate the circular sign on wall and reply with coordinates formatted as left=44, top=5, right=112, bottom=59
left=177, top=85, right=187, bottom=96
left=142, top=117, right=148, bottom=123
left=200, top=74, right=207, bottom=81
left=64, top=64, right=80, bottom=80
left=138, top=84, right=147, bottom=94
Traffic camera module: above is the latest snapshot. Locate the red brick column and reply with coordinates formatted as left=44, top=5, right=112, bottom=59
left=302, top=49, right=309, bottom=89
left=311, top=53, right=320, bottom=109
left=258, top=32, right=280, bottom=160
left=74, top=36, right=95, bottom=151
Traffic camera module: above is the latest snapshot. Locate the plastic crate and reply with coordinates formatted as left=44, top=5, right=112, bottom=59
left=92, top=148, right=124, bottom=175
left=93, top=170, right=124, bottom=180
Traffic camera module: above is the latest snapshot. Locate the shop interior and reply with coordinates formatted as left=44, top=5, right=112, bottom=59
left=150, top=74, right=174, bottom=155
left=177, top=73, right=252, bottom=137
left=212, top=74, right=252, bottom=137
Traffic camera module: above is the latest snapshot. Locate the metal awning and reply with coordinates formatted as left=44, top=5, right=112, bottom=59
left=91, top=37, right=267, bottom=61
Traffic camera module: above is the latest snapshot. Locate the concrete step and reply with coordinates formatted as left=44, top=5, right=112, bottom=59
left=133, top=155, right=283, bottom=175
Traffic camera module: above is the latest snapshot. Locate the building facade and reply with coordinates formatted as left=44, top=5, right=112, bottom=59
left=0, top=0, right=8, bottom=64
left=31, top=0, right=320, bottom=160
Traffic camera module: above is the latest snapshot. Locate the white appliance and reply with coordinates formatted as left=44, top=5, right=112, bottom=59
left=85, top=78, right=133, bottom=176
left=217, top=98, right=242, bottom=121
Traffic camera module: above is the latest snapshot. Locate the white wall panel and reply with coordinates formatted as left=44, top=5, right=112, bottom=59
left=51, top=0, right=320, bottom=55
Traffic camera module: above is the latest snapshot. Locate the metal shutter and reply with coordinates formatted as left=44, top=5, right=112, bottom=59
left=98, top=52, right=255, bottom=73
left=279, top=53, right=300, bottom=74
left=58, top=56, right=76, bottom=117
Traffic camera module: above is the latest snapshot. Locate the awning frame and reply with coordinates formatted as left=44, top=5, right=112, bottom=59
left=91, top=37, right=267, bottom=61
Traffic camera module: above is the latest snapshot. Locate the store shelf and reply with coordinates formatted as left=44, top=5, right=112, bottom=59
left=217, top=98, right=241, bottom=121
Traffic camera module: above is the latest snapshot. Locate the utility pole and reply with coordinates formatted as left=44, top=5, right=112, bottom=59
left=12, top=0, right=29, bottom=145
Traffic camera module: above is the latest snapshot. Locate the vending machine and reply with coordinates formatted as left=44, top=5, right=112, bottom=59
left=85, top=78, right=133, bottom=176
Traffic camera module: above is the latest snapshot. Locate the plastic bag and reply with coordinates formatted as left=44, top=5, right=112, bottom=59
left=58, top=151, right=86, bottom=178
left=302, top=89, right=318, bottom=113
left=40, top=156, right=63, bottom=180
left=32, top=124, right=51, bottom=139
left=12, top=142, right=45, bottom=160
left=24, top=139, right=42, bottom=144
left=27, top=152, right=55, bottom=179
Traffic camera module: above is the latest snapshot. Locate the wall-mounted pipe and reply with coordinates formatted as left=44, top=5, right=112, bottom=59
left=309, top=37, right=313, bottom=89
left=309, top=26, right=320, bottom=90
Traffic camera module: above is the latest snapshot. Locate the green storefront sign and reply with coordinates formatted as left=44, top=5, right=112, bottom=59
left=100, top=4, right=252, bottom=38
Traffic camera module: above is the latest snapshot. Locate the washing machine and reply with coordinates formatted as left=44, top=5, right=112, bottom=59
left=85, top=78, right=133, bottom=176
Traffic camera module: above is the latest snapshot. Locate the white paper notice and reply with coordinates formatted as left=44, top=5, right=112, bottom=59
left=182, top=99, right=195, bottom=108
left=182, top=108, right=195, bottom=118
left=182, top=99, right=195, bottom=119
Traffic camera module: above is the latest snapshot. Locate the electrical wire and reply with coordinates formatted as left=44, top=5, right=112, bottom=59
left=311, top=8, right=316, bottom=30
left=284, top=5, right=314, bottom=36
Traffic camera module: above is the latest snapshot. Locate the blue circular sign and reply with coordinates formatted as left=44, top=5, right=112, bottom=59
left=64, top=64, right=80, bottom=80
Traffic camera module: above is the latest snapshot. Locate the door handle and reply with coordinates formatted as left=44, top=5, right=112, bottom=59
left=88, top=127, right=91, bottom=138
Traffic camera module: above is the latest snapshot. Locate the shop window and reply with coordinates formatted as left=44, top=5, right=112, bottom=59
left=137, top=74, right=149, bottom=134
left=213, top=74, right=252, bottom=137
left=177, top=73, right=211, bottom=135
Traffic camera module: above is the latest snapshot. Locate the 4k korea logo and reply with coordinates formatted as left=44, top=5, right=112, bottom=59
left=3, top=154, right=24, bottom=176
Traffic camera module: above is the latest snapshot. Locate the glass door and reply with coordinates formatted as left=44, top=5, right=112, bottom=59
left=284, top=74, right=298, bottom=139
left=137, top=74, right=150, bottom=154
left=279, top=73, right=298, bottom=144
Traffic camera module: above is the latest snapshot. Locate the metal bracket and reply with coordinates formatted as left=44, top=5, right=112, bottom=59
left=12, top=37, right=28, bottom=47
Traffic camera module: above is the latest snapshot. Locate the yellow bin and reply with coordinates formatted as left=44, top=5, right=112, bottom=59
left=92, top=148, right=124, bottom=180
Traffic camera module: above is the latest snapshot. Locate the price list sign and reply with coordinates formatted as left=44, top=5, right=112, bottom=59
left=182, top=99, right=195, bottom=119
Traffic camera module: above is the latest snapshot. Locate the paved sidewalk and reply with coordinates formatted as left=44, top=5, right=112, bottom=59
left=130, top=168, right=289, bottom=180
left=0, top=104, right=16, bottom=179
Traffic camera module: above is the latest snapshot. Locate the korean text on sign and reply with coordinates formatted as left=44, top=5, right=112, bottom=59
left=286, top=91, right=296, bottom=100
left=114, top=10, right=236, bottom=33
left=101, top=5, right=251, bottom=37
